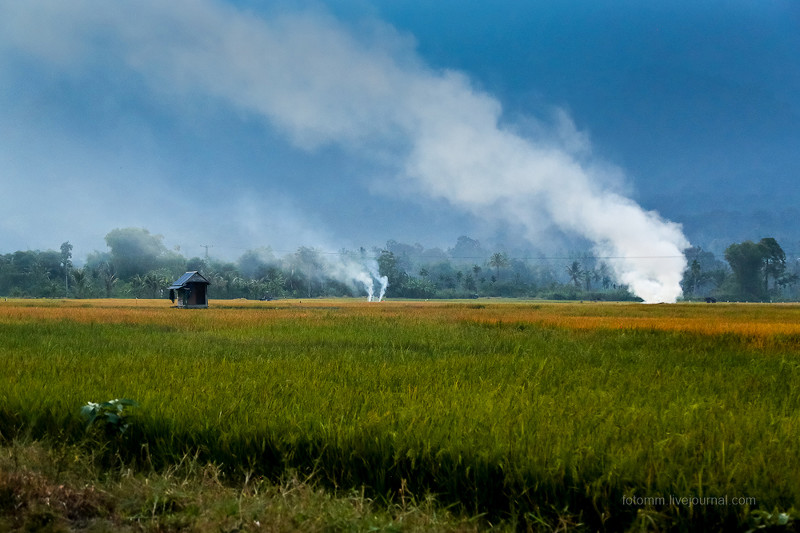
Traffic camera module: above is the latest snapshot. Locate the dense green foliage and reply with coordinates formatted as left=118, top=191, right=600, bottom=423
left=1, top=226, right=799, bottom=301
left=1, top=300, right=799, bottom=530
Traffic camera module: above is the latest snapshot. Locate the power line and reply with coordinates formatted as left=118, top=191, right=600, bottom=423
left=185, top=243, right=800, bottom=263
left=187, top=246, right=690, bottom=262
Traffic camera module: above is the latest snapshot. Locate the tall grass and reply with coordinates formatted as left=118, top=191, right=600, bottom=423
left=1, top=299, right=799, bottom=529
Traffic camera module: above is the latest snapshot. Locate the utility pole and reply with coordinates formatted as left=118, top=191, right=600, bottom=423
left=200, top=244, right=213, bottom=260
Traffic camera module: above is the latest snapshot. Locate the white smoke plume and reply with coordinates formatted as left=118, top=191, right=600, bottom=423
left=0, top=1, right=689, bottom=302
left=354, top=272, right=374, bottom=301
left=324, top=255, right=389, bottom=302
left=378, top=275, right=389, bottom=302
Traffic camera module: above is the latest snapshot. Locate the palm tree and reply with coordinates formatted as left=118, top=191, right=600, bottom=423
left=488, top=252, right=509, bottom=281
left=145, top=271, right=169, bottom=298
left=759, top=237, right=786, bottom=294
left=566, top=261, right=583, bottom=288
left=97, top=262, right=117, bottom=298
left=71, top=268, right=89, bottom=298
left=582, top=268, right=600, bottom=290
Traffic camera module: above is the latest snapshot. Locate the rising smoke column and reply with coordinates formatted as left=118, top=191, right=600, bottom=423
left=361, top=273, right=389, bottom=302
left=354, top=271, right=374, bottom=301
left=0, top=1, right=690, bottom=301
left=377, top=275, right=389, bottom=301
left=326, top=256, right=388, bottom=301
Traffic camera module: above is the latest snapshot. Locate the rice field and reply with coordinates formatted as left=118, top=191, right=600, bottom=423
left=1, top=298, right=799, bottom=530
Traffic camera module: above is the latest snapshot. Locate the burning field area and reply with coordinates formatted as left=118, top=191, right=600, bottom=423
left=1, top=298, right=799, bottom=530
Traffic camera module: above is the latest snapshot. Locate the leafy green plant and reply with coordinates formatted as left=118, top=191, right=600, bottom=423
left=80, top=398, right=138, bottom=436
left=747, top=509, right=795, bottom=532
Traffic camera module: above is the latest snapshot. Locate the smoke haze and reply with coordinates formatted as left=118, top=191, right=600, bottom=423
left=324, top=254, right=388, bottom=302
left=0, top=0, right=691, bottom=302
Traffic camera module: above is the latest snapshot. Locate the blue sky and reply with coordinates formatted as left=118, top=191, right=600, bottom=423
left=373, top=1, right=800, bottom=215
left=0, top=1, right=798, bottom=299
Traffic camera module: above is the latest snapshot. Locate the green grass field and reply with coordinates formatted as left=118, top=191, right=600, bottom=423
left=1, top=299, right=799, bottom=530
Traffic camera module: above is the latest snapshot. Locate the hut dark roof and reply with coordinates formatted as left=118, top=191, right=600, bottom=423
left=168, top=271, right=211, bottom=290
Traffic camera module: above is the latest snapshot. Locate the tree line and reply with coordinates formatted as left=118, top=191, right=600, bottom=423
left=1, top=228, right=798, bottom=302
left=682, top=237, right=799, bottom=302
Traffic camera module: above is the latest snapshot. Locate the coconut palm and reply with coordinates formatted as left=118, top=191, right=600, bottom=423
left=566, top=261, right=583, bottom=288
left=488, top=252, right=509, bottom=281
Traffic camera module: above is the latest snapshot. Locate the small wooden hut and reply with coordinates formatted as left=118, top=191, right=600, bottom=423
left=168, top=271, right=210, bottom=308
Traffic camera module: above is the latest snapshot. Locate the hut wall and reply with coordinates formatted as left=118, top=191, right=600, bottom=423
left=187, top=283, right=207, bottom=306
